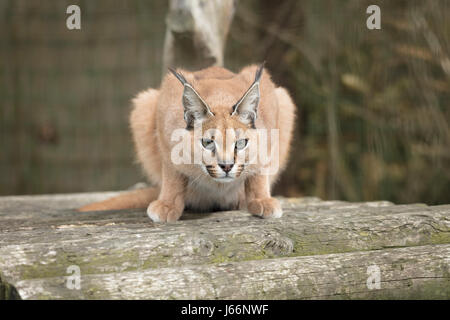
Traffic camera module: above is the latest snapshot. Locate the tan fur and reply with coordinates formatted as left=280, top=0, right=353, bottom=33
left=79, top=65, right=296, bottom=222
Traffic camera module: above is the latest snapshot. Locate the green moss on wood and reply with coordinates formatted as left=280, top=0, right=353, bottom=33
left=19, top=249, right=141, bottom=280
left=0, top=273, right=21, bottom=300
left=11, top=222, right=450, bottom=284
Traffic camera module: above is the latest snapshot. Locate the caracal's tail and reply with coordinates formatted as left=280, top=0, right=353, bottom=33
left=78, top=187, right=159, bottom=212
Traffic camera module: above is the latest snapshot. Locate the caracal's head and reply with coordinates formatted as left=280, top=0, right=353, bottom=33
left=170, top=65, right=264, bottom=183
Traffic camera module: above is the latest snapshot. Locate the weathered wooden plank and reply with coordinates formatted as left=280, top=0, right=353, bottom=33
left=1, top=199, right=449, bottom=278
left=13, top=244, right=450, bottom=299
left=0, top=192, right=122, bottom=217
left=0, top=191, right=432, bottom=221
left=0, top=193, right=449, bottom=299
left=0, top=191, right=392, bottom=215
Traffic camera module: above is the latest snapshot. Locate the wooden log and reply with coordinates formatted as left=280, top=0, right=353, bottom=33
left=13, top=244, right=450, bottom=300
left=0, top=192, right=449, bottom=299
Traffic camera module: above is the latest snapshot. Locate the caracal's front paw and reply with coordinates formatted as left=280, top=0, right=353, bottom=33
left=247, top=197, right=283, bottom=219
left=147, top=200, right=183, bottom=223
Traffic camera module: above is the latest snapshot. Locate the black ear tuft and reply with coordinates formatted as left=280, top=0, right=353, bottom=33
left=168, top=68, right=188, bottom=85
left=254, top=61, right=265, bottom=83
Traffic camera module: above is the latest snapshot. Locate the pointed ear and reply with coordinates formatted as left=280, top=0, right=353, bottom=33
left=231, top=64, right=264, bottom=127
left=231, top=82, right=259, bottom=127
left=169, top=68, right=214, bottom=129
left=182, top=84, right=214, bottom=129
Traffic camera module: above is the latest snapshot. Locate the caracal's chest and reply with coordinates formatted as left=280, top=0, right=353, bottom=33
left=184, top=177, right=244, bottom=212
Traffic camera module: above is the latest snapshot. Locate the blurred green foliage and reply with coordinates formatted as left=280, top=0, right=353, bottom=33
left=0, top=0, right=449, bottom=204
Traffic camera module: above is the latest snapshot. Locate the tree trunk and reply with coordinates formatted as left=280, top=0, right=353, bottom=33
left=162, top=0, right=235, bottom=75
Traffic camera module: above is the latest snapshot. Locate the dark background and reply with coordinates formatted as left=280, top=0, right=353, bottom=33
left=1, top=0, right=449, bottom=205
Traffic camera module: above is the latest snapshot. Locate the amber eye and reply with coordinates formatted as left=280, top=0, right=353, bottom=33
left=235, top=139, right=248, bottom=150
left=201, top=138, right=215, bottom=150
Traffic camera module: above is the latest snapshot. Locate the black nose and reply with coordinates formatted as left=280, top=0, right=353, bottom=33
left=219, top=163, right=234, bottom=173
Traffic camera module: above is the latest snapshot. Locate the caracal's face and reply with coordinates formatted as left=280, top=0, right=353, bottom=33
left=169, top=65, right=263, bottom=183
left=196, top=117, right=255, bottom=182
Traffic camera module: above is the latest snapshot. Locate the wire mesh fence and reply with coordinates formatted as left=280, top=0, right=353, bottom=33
left=1, top=0, right=449, bottom=204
